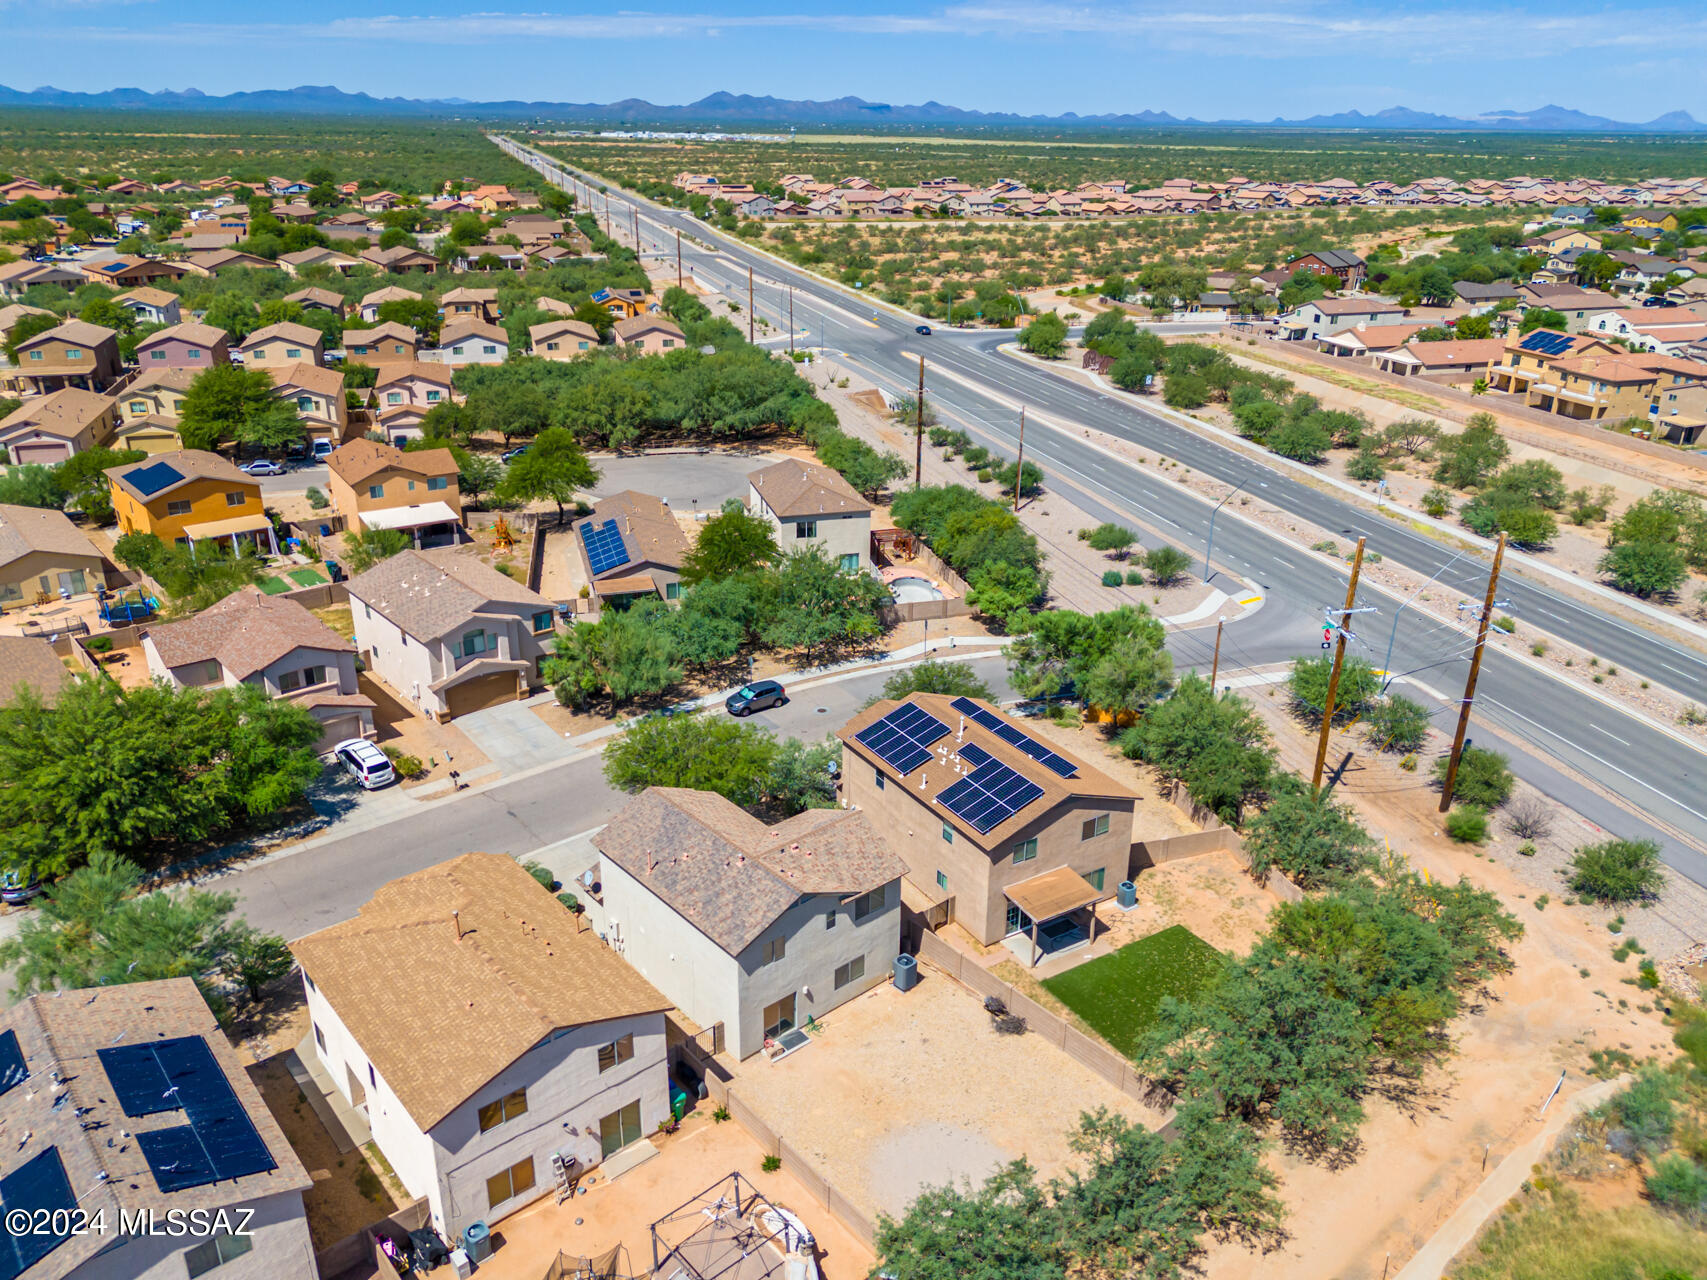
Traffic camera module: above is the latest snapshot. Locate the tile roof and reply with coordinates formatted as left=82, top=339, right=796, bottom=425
left=326, top=438, right=456, bottom=486
left=595, top=788, right=906, bottom=954
left=0, top=388, right=113, bottom=440
left=1398, top=337, right=1509, bottom=366
left=147, top=586, right=352, bottom=679
left=135, top=321, right=229, bottom=351
left=346, top=546, right=551, bottom=641
left=748, top=457, right=872, bottom=520
left=0, top=502, right=104, bottom=568
left=291, top=853, right=670, bottom=1131
left=0, top=634, right=75, bottom=707
left=107, top=448, right=249, bottom=502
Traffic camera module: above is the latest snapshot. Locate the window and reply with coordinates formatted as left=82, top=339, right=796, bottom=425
left=760, top=936, right=786, bottom=966
left=477, top=1088, right=527, bottom=1132
left=428, top=476, right=449, bottom=490
left=426, top=390, right=441, bottom=403
left=840, top=553, right=859, bottom=572
left=167, top=500, right=193, bottom=517
left=456, top=630, right=490, bottom=658
left=597, top=1033, right=634, bottom=1073
left=285, top=347, right=302, bottom=359
left=941, top=820, right=953, bottom=844
left=64, top=348, right=82, bottom=360
left=129, top=400, right=147, bottom=413
left=301, top=665, right=326, bottom=687
left=482, top=344, right=497, bottom=354
left=1011, top=837, right=1038, bottom=864
left=663, top=339, right=676, bottom=348
left=253, top=348, right=268, bottom=360
left=187, top=347, right=202, bottom=359
left=825, top=910, right=836, bottom=930
left=532, top=610, right=554, bottom=634
left=224, top=491, right=246, bottom=507
left=367, top=484, right=385, bottom=499
left=186, top=1232, right=253, bottom=1277
left=1086, top=868, right=1106, bottom=892
left=599, top=1102, right=643, bottom=1157
left=834, top=956, right=866, bottom=989
left=851, top=885, right=887, bottom=921
left=149, top=349, right=165, bottom=361
left=485, top=1156, right=535, bottom=1208
left=407, top=480, right=417, bottom=491
left=936, top=870, right=948, bottom=891
left=794, top=520, right=817, bottom=538
left=27, top=350, right=40, bottom=360
left=873, top=768, right=884, bottom=790
left=313, top=1023, right=326, bottom=1051
left=1081, top=814, right=1110, bottom=841
left=279, top=670, right=302, bottom=693
left=386, top=391, right=403, bottom=405
left=665, top=582, right=680, bottom=601
left=546, top=341, right=559, bottom=351
left=368, top=1063, right=376, bottom=1087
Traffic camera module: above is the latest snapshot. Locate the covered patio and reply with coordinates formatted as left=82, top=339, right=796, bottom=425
left=360, top=500, right=465, bottom=549
left=1002, top=866, right=1103, bottom=968
left=182, top=512, right=279, bottom=557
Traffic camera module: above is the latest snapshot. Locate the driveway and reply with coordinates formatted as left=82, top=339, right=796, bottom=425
left=587, top=448, right=793, bottom=512
left=452, top=694, right=577, bottom=771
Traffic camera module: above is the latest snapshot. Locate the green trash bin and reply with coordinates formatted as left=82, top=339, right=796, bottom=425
left=670, top=1083, right=689, bottom=1121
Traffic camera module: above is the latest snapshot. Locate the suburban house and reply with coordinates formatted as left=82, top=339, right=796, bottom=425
left=360, top=245, right=439, bottom=274
left=0, top=303, right=52, bottom=364
left=0, top=633, right=74, bottom=706
left=456, top=244, right=529, bottom=272
left=0, top=977, right=316, bottom=1280
left=440, top=287, right=500, bottom=322
left=574, top=491, right=690, bottom=605
left=373, top=363, right=456, bottom=444
left=1374, top=337, right=1509, bottom=379
left=278, top=246, right=362, bottom=277
left=326, top=439, right=462, bottom=545
left=1529, top=354, right=1660, bottom=422
left=1582, top=305, right=1707, bottom=353
left=108, top=449, right=276, bottom=554
left=145, top=586, right=374, bottom=748
left=590, top=287, right=648, bottom=319
left=597, top=788, right=905, bottom=1059
left=347, top=547, right=558, bottom=719
left=79, top=255, right=188, bottom=289
left=11, top=320, right=122, bottom=393
left=612, top=315, right=685, bottom=354
left=236, top=322, right=325, bottom=371
left=285, top=286, right=346, bottom=317
left=0, top=502, right=109, bottom=609
left=1286, top=248, right=1367, bottom=287
left=183, top=248, right=275, bottom=276
left=0, top=258, right=83, bottom=298
left=0, top=389, right=118, bottom=464
left=1485, top=329, right=1621, bottom=395
left=343, top=322, right=420, bottom=367
left=113, top=286, right=181, bottom=326
left=1280, top=297, right=1408, bottom=342
left=1317, top=322, right=1426, bottom=358
left=747, top=458, right=872, bottom=571
left=528, top=319, right=600, bottom=359
left=268, top=363, right=348, bottom=450
left=429, top=319, right=509, bottom=366
left=115, top=366, right=197, bottom=453
left=359, top=286, right=424, bottom=323
left=838, top=694, right=1141, bottom=959
left=135, top=321, right=232, bottom=370
left=293, top=853, right=672, bottom=1239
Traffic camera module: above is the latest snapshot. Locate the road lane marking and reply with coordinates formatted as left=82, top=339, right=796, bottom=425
left=1588, top=723, right=1631, bottom=747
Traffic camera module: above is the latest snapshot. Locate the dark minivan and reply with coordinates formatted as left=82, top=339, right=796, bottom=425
left=725, top=679, right=787, bottom=716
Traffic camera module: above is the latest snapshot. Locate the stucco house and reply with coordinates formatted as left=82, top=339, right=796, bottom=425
left=612, top=315, right=685, bottom=354
left=373, top=363, right=456, bottom=445
left=428, top=319, right=509, bottom=366
left=0, top=502, right=110, bottom=610
left=597, top=788, right=905, bottom=1059
left=343, top=322, right=420, bottom=368
left=347, top=547, right=558, bottom=720
left=325, top=439, right=462, bottom=545
left=108, top=449, right=275, bottom=555
left=112, top=286, right=181, bottom=327
left=747, top=458, right=872, bottom=571
left=0, top=389, right=118, bottom=465
left=528, top=319, right=600, bottom=359
left=1278, top=297, right=1408, bottom=342
left=573, top=491, right=690, bottom=606
left=144, top=586, right=375, bottom=749
left=134, top=321, right=231, bottom=371
left=114, top=366, right=196, bottom=454
left=292, top=853, right=672, bottom=1239
left=236, top=321, right=325, bottom=371
left=11, top=320, right=122, bottom=394
left=284, top=286, right=346, bottom=317
left=267, top=362, right=347, bottom=450
left=358, top=286, right=424, bottom=323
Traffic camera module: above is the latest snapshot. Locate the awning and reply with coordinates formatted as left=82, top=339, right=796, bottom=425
left=1378, top=350, right=1425, bottom=368
left=1003, top=866, right=1102, bottom=923
left=181, top=513, right=272, bottom=540
left=360, top=501, right=461, bottom=531
left=593, top=574, right=659, bottom=596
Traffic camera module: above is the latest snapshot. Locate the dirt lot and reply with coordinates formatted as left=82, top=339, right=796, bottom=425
left=732, top=975, right=1162, bottom=1224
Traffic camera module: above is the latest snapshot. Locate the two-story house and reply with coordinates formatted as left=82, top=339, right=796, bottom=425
left=529, top=319, right=600, bottom=360
left=326, top=440, right=462, bottom=546
left=597, top=788, right=905, bottom=1059
left=838, top=694, right=1140, bottom=962
left=293, top=854, right=673, bottom=1238
left=0, top=502, right=110, bottom=610
left=1285, top=249, right=1367, bottom=288
left=439, top=287, right=500, bottom=323
left=343, top=322, right=420, bottom=368
left=747, top=458, right=872, bottom=571
left=144, top=587, right=375, bottom=748
left=79, top=254, right=188, bottom=289
left=347, top=546, right=557, bottom=719
left=590, top=287, right=647, bottom=319
left=373, top=363, right=456, bottom=444
left=114, top=366, right=196, bottom=454
left=283, top=286, right=347, bottom=318
left=112, top=286, right=182, bottom=327
left=573, top=491, right=690, bottom=606
left=0, top=977, right=316, bottom=1280
left=428, top=319, right=509, bottom=367
left=11, top=320, right=121, bottom=394
left=268, top=362, right=348, bottom=451
left=1485, top=328, right=1621, bottom=395
left=359, top=245, right=439, bottom=274
left=0, top=258, right=83, bottom=299
left=1529, top=354, right=1660, bottom=422
left=134, top=320, right=232, bottom=371
left=278, top=246, right=362, bottom=277
left=612, top=316, right=685, bottom=354
left=0, top=389, right=117, bottom=465
left=108, top=449, right=276, bottom=554
left=236, top=321, right=325, bottom=371
left=1278, top=298, right=1408, bottom=343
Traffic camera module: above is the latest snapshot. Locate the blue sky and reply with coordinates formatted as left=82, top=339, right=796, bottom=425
left=12, top=0, right=1707, bottom=122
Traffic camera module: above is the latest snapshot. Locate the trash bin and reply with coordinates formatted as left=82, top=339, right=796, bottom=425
left=670, top=1083, right=689, bottom=1121
left=893, top=953, right=919, bottom=992
left=1117, top=880, right=1137, bottom=910
left=462, top=1220, right=493, bottom=1263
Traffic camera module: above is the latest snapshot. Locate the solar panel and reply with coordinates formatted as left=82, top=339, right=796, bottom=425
left=0, top=1031, right=25, bottom=1098
left=0, top=1147, right=76, bottom=1280
left=125, top=461, right=184, bottom=497
left=949, top=697, right=1080, bottom=778
left=855, top=703, right=950, bottom=776
left=937, top=760, right=1045, bottom=834
left=1519, top=329, right=1573, bottom=357
left=579, top=519, right=631, bottom=576
left=99, top=1036, right=276, bottom=1193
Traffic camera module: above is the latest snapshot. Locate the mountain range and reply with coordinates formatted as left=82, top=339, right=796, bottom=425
left=0, top=85, right=1703, bottom=133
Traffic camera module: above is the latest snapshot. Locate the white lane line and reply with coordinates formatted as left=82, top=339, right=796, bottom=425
left=1662, top=662, right=1698, bottom=677
left=1588, top=723, right=1631, bottom=747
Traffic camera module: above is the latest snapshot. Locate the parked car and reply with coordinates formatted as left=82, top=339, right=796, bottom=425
left=915, top=324, right=932, bottom=335
left=725, top=679, right=787, bottom=716
left=240, top=458, right=285, bottom=476
left=311, top=438, right=335, bottom=460
left=501, top=445, right=530, bottom=462
left=332, top=738, right=396, bottom=790
left=0, top=868, right=44, bottom=905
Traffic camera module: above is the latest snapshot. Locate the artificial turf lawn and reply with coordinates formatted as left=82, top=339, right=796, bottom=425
left=255, top=575, right=291, bottom=595
left=287, top=567, right=328, bottom=587
left=1041, top=924, right=1223, bottom=1053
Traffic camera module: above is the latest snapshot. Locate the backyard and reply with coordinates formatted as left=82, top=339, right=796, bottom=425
left=1041, top=924, right=1223, bottom=1057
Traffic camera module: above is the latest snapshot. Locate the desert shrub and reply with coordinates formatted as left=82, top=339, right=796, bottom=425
left=1569, top=838, right=1665, bottom=904
left=1445, top=807, right=1489, bottom=843
left=1432, top=746, right=1513, bottom=809
left=1101, top=569, right=1123, bottom=587
left=1364, top=694, right=1430, bottom=752
left=1647, top=1156, right=1707, bottom=1224
left=1504, top=796, right=1552, bottom=841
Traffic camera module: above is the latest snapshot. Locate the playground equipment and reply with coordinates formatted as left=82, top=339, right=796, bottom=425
left=97, top=589, right=158, bottom=626
left=492, top=515, right=516, bottom=553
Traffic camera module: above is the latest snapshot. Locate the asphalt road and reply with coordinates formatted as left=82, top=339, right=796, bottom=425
left=500, top=140, right=1707, bottom=881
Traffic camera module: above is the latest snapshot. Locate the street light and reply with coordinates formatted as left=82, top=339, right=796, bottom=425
left=1203, top=481, right=1248, bottom=583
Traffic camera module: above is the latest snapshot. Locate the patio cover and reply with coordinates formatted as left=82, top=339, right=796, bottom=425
left=359, top=500, right=460, bottom=531
left=593, top=573, right=659, bottom=596
left=181, top=513, right=273, bottom=539
left=1003, top=866, right=1102, bottom=923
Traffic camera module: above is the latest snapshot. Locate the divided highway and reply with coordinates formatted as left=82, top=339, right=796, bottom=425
left=496, top=137, right=1707, bottom=884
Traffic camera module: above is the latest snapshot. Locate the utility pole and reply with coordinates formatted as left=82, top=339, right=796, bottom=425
left=1439, top=533, right=1507, bottom=813
left=1012, top=406, right=1027, bottom=512
left=675, top=228, right=682, bottom=289
left=1210, top=618, right=1225, bottom=690
left=788, top=287, right=795, bottom=356
left=914, top=355, right=926, bottom=488
left=1311, top=536, right=1368, bottom=792
left=631, top=206, right=639, bottom=252
left=747, top=267, right=755, bottom=344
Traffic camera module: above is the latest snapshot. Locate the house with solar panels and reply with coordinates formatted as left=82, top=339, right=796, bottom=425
left=106, top=450, right=276, bottom=556
left=838, top=694, right=1140, bottom=962
left=0, top=977, right=315, bottom=1280
left=595, top=788, right=905, bottom=1059
left=572, top=492, right=690, bottom=608
left=1485, top=329, right=1621, bottom=396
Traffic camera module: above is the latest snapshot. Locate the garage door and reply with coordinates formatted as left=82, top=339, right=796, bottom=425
left=445, top=671, right=518, bottom=719
left=314, top=714, right=366, bottom=752
left=13, top=441, right=67, bottom=466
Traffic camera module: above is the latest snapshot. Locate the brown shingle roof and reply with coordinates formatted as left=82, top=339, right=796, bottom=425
left=0, top=634, right=74, bottom=707
left=748, top=458, right=871, bottom=519
left=578, top=491, right=689, bottom=575
left=0, top=502, right=104, bottom=568
left=135, top=321, right=229, bottom=351
left=124, top=365, right=200, bottom=395
left=528, top=319, right=600, bottom=348
left=238, top=320, right=321, bottom=350
left=595, top=788, right=906, bottom=954
left=438, top=318, right=508, bottom=347
left=346, top=546, right=551, bottom=641
left=107, top=448, right=248, bottom=502
left=1298, top=297, right=1408, bottom=317
left=284, top=286, right=344, bottom=309
left=147, top=586, right=352, bottom=679
left=360, top=285, right=423, bottom=308
left=0, top=388, right=113, bottom=441
left=612, top=315, right=684, bottom=343
left=267, top=361, right=344, bottom=397
left=16, top=319, right=117, bottom=350
left=344, top=321, right=418, bottom=347
left=375, top=361, right=454, bottom=389
left=291, top=853, right=670, bottom=1131
left=326, top=438, right=456, bottom=486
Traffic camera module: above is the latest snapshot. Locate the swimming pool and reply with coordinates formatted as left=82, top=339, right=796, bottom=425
left=889, top=576, right=946, bottom=603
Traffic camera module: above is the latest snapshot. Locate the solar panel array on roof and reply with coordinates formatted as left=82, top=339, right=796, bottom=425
left=0, top=1031, right=25, bottom=1098
left=855, top=703, right=949, bottom=776
left=937, top=759, right=1045, bottom=834
left=0, top=1147, right=75, bottom=1280
left=1519, top=330, right=1575, bottom=356
left=949, top=696, right=1080, bottom=778
left=125, top=460, right=185, bottom=497
left=98, top=1036, right=276, bottom=1194
left=579, top=519, right=631, bottom=576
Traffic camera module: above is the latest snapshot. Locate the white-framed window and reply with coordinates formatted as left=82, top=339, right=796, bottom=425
left=455, top=629, right=490, bottom=658
left=794, top=520, right=817, bottom=538
left=386, top=392, right=403, bottom=405
left=1012, top=837, right=1038, bottom=863
left=225, top=491, right=246, bottom=507
left=1081, top=814, right=1110, bottom=841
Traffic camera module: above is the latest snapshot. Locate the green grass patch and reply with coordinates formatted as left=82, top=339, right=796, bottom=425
left=1451, top=1185, right=1707, bottom=1280
left=287, top=566, right=328, bottom=587
left=255, top=575, right=291, bottom=595
left=1041, top=924, right=1221, bottom=1054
